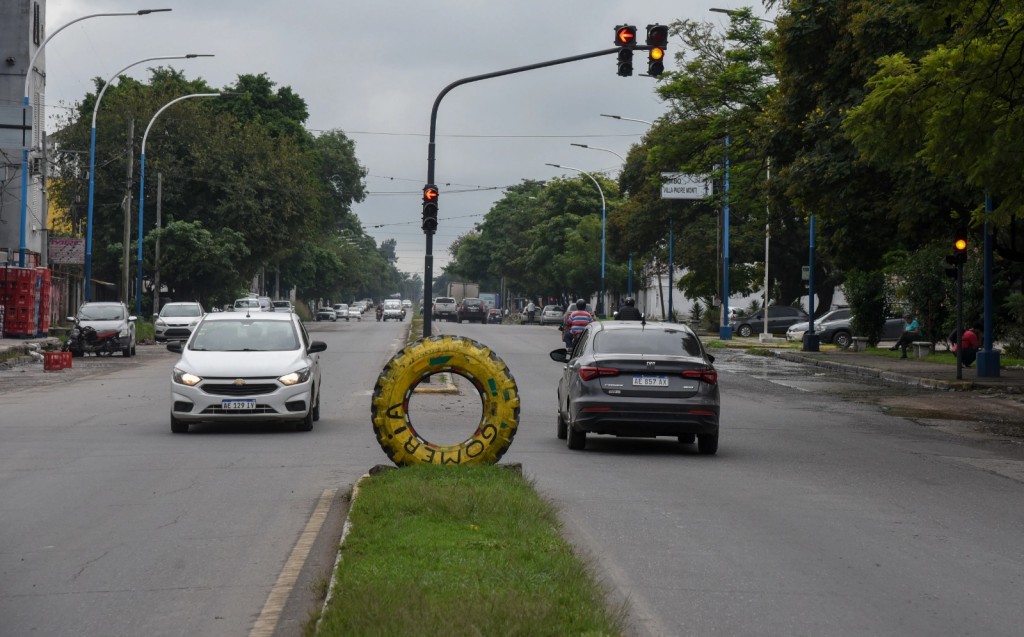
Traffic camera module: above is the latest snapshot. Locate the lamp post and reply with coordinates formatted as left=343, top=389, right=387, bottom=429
left=17, top=8, right=171, bottom=268
left=84, top=53, right=211, bottom=301
left=599, top=114, right=653, bottom=126
left=545, top=163, right=606, bottom=316
left=137, top=92, right=227, bottom=315
left=709, top=7, right=777, bottom=24
left=720, top=133, right=732, bottom=339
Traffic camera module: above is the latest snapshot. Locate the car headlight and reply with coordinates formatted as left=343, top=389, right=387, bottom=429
left=279, top=367, right=311, bottom=386
left=173, top=368, right=203, bottom=386
left=155, top=318, right=167, bottom=327
left=119, top=323, right=130, bottom=337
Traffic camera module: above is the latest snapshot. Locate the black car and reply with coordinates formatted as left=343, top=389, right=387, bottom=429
left=457, top=298, right=488, bottom=323
left=729, top=304, right=808, bottom=337
left=819, top=315, right=907, bottom=348
left=549, top=321, right=720, bottom=454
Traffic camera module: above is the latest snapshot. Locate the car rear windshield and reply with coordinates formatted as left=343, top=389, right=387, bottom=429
left=190, top=320, right=298, bottom=351
left=436, top=298, right=455, bottom=304
left=594, top=328, right=704, bottom=357
left=463, top=299, right=483, bottom=306
left=161, top=305, right=202, bottom=318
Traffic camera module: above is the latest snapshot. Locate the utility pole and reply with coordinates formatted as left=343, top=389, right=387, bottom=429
left=152, top=172, right=162, bottom=316
left=122, top=119, right=134, bottom=305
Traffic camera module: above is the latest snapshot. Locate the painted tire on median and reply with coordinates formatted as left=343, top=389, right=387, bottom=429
left=371, top=335, right=520, bottom=466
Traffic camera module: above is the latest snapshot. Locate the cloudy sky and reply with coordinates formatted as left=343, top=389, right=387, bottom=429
left=43, top=1, right=772, bottom=277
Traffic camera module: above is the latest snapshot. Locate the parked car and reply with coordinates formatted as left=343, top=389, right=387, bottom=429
left=819, top=315, right=906, bottom=349
left=166, top=311, right=326, bottom=433
left=154, top=301, right=205, bottom=342
left=333, top=303, right=350, bottom=321
left=730, top=305, right=809, bottom=337
left=432, top=297, right=458, bottom=322
left=382, top=299, right=404, bottom=321
left=549, top=321, right=720, bottom=454
left=458, top=298, right=488, bottom=323
left=540, top=305, right=565, bottom=325
left=71, top=301, right=138, bottom=357
left=785, top=308, right=852, bottom=342
left=315, top=307, right=337, bottom=322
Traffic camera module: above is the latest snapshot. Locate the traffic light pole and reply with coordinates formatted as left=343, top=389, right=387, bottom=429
left=421, top=45, right=653, bottom=337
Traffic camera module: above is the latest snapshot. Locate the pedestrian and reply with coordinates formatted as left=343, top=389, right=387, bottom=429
left=952, top=322, right=982, bottom=367
left=616, top=297, right=643, bottom=321
left=889, top=312, right=921, bottom=359
left=525, top=300, right=537, bottom=324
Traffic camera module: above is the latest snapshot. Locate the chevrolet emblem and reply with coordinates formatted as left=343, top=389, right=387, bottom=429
left=233, top=379, right=246, bottom=386
left=646, top=361, right=656, bottom=367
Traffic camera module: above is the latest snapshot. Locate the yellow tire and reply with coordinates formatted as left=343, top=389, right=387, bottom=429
left=371, top=335, right=520, bottom=466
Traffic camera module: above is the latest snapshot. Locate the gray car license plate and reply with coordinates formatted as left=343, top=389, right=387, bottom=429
left=632, top=375, right=669, bottom=387
left=222, top=399, right=256, bottom=410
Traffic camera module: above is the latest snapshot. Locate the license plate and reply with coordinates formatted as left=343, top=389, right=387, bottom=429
left=632, top=375, right=669, bottom=387
left=222, top=399, right=256, bottom=410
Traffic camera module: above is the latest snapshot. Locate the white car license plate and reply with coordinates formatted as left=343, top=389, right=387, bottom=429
left=222, top=399, right=256, bottom=410
left=632, top=375, right=669, bottom=387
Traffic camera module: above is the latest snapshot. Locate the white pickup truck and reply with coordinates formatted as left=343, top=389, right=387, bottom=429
left=432, top=297, right=458, bottom=322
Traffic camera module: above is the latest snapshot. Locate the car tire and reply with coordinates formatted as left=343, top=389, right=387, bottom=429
left=296, top=408, right=314, bottom=432
left=312, top=388, right=321, bottom=422
left=697, top=433, right=718, bottom=455
left=833, top=331, right=852, bottom=349
left=131, top=341, right=137, bottom=356
left=122, top=344, right=131, bottom=357
left=678, top=434, right=695, bottom=445
left=738, top=324, right=753, bottom=337
left=557, top=411, right=568, bottom=440
left=171, top=416, right=189, bottom=434
left=566, top=424, right=586, bottom=450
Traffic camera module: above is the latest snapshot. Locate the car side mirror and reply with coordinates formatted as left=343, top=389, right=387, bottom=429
left=308, top=341, right=327, bottom=354
left=128, top=315, right=137, bottom=322
left=549, top=348, right=569, bottom=363
left=167, top=341, right=183, bottom=353
left=706, top=353, right=715, bottom=364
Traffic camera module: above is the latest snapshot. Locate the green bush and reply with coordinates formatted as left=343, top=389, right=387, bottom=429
left=844, top=269, right=888, bottom=345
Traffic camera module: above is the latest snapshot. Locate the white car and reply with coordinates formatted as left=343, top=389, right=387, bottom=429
left=333, top=303, right=350, bottom=321
left=382, top=300, right=404, bottom=321
left=154, top=301, right=205, bottom=342
left=315, top=307, right=337, bottom=322
left=347, top=306, right=362, bottom=321
left=70, top=301, right=137, bottom=357
left=166, top=311, right=326, bottom=433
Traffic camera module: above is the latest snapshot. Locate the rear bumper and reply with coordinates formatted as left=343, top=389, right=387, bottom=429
left=570, top=398, right=719, bottom=437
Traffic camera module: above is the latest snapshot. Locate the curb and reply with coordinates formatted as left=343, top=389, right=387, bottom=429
left=773, top=350, right=977, bottom=391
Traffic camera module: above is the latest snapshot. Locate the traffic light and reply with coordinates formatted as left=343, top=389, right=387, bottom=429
left=953, top=227, right=968, bottom=264
left=646, top=24, right=668, bottom=77
left=422, top=184, right=439, bottom=234
left=614, top=24, right=636, bottom=77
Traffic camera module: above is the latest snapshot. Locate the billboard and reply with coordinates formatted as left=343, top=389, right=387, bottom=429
left=48, top=238, right=85, bottom=264
left=660, top=172, right=713, bottom=200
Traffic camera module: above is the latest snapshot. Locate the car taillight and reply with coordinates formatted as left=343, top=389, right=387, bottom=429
left=579, top=366, right=619, bottom=381
left=682, top=368, right=718, bottom=384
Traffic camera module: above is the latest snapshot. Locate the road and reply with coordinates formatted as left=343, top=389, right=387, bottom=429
left=2, top=317, right=1023, bottom=636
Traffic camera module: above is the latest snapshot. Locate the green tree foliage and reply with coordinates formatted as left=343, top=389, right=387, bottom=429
left=145, top=220, right=250, bottom=306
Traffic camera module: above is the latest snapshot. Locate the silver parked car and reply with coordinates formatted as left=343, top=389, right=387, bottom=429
left=154, top=301, right=205, bottom=342
left=549, top=321, right=720, bottom=454
left=71, top=301, right=137, bottom=357
left=166, top=311, right=326, bottom=433
left=540, top=305, right=565, bottom=325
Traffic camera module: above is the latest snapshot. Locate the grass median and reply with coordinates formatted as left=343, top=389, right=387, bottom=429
left=310, top=464, right=624, bottom=637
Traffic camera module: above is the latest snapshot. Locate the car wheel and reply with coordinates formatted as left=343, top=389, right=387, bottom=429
left=296, top=408, right=314, bottom=432
left=738, top=324, right=753, bottom=338
left=833, top=331, right=852, bottom=349
left=566, top=424, right=586, bottom=450
left=556, top=411, right=568, bottom=440
left=171, top=416, right=189, bottom=434
left=122, top=344, right=131, bottom=357
left=678, top=434, right=695, bottom=445
left=697, top=433, right=718, bottom=455
left=131, top=341, right=137, bottom=356
left=312, top=388, right=321, bottom=422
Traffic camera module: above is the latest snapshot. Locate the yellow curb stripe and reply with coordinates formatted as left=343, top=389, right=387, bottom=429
left=249, top=488, right=337, bottom=637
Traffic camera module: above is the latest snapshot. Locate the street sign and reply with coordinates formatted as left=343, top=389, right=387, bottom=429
left=801, top=265, right=810, bottom=281
left=48, top=238, right=85, bottom=264
left=660, top=172, right=712, bottom=200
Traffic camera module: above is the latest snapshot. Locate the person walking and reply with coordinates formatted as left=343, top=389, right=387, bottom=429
left=890, top=312, right=921, bottom=359
left=525, top=300, right=537, bottom=324
left=616, top=297, right=643, bottom=321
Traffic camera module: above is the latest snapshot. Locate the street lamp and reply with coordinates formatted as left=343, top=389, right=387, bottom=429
left=599, top=114, right=653, bottom=126
left=709, top=7, right=777, bottom=24
left=17, top=8, right=172, bottom=268
left=545, top=163, right=607, bottom=316
left=84, top=53, right=212, bottom=301
left=137, top=92, right=231, bottom=315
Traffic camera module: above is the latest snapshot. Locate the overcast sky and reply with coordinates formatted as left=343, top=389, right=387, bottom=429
left=43, top=1, right=771, bottom=277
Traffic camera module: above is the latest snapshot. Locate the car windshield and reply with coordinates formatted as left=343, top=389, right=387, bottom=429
left=189, top=319, right=298, bottom=352
left=161, top=305, right=202, bottom=318
left=79, top=305, right=125, bottom=321
left=594, top=328, right=704, bottom=357
left=385, top=301, right=402, bottom=308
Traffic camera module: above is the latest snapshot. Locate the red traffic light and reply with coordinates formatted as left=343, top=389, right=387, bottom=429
left=614, top=25, right=637, bottom=47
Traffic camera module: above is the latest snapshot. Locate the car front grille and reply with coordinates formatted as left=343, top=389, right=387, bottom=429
left=201, top=382, right=277, bottom=396
left=164, top=328, right=192, bottom=337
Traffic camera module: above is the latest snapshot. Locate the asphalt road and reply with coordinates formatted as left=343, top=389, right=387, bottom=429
left=2, top=317, right=1023, bottom=636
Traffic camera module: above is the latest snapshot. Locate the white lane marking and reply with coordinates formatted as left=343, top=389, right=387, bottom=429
left=249, top=488, right=337, bottom=637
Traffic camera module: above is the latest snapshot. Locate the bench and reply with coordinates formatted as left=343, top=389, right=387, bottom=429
left=911, top=341, right=933, bottom=359
left=851, top=337, right=871, bottom=352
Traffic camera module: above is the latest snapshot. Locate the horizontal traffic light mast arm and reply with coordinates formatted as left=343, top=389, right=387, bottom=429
left=426, top=46, right=654, bottom=183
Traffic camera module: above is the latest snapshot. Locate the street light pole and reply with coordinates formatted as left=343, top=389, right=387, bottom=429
left=545, top=163, right=606, bottom=316
left=599, top=114, right=653, bottom=126
left=84, top=53, right=211, bottom=301
left=17, top=8, right=171, bottom=268
left=137, top=92, right=226, bottom=315
left=720, top=133, right=732, bottom=339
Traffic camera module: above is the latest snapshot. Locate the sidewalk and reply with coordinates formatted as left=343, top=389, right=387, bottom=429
left=0, top=336, right=62, bottom=367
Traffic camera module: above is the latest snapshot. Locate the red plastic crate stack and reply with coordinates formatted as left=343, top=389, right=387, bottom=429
left=0, top=267, right=43, bottom=337
left=36, top=267, right=52, bottom=335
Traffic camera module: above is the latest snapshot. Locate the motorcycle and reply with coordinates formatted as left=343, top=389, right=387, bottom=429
left=63, top=315, right=126, bottom=357
left=376, top=307, right=383, bottom=322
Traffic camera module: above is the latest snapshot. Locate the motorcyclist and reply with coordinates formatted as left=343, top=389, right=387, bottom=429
left=616, top=297, right=643, bottom=321
left=376, top=303, right=384, bottom=321
left=563, top=299, right=594, bottom=350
